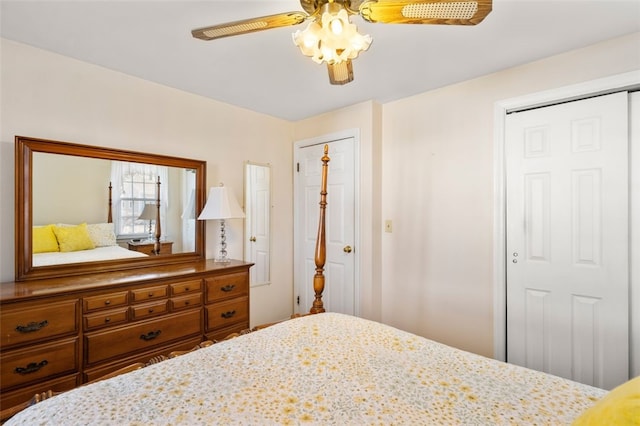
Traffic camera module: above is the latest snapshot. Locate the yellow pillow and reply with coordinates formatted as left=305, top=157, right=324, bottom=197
left=52, top=223, right=95, bottom=252
left=573, top=375, right=640, bottom=425
left=33, top=225, right=59, bottom=253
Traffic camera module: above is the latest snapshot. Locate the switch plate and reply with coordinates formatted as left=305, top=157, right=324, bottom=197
left=385, top=220, right=392, bottom=233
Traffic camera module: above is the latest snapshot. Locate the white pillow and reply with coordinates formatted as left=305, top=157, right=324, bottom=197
left=86, top=223, right=117, bottom=247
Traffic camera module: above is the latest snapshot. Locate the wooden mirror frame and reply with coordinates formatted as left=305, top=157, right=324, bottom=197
left=15, top=136, right=206, bottom=281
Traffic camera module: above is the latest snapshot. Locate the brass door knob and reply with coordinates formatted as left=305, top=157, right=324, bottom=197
left=343, top=245, right=352, bottom=253
left=249, top=236, right=256, bottom=242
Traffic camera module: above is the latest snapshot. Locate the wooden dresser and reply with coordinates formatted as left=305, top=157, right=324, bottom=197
left=0, top=259, right=252, bottom=410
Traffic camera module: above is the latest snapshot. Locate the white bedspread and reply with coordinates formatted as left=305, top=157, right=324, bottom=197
left=6, top=313, right=605, bottom=425
left=32, top=245, right=147, bottom=267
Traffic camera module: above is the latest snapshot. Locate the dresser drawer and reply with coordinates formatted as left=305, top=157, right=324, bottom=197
left=85, top=310, right=202, bottom=365
left=0, top=373, right=79, bottom=411
left=130, top=300, right=169, bottom=320
left=1, top=300, right=78, bottom=348
left=0, top=337, right=78, bottom=390
left=171, top=293, right=202, bottom=311
left=82, top=337, right=203, bottom=383
left=83, top=291, right=128, bottom=313
left=205, top=272, right=249, bottom=303
left=131, top=285, right=168, bottom=303
left=84, top=307, right=129, bottom=331
left=206, top=323, right=250, bottom=343
left=206, top=297, right=248, bottom=331
left=170, top=279, right=202, bottom=296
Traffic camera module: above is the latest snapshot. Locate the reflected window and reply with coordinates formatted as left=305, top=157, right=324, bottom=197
left=111, top=162, right=168, bottom=239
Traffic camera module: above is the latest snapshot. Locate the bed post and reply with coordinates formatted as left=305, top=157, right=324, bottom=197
left=310, top=145, right=330, bottom=314
left=107, top=182, right=113, bottom=223
left=152, top=176, right=162, bottom=255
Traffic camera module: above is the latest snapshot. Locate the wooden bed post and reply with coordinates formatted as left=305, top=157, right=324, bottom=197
left=153, top=176, right=162, bottom=255
left=310, top=145, right=330, bottom=314
left=107, top=182, right=113, bottom=223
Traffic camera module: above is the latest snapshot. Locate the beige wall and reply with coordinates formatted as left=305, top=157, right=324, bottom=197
left=0, top=38, right=294, bottom=327
left=380, top=32, right=640, bottom=357
left=1, top=32, right=639, bottom=359
left=32, top=153, right=112, bottom=225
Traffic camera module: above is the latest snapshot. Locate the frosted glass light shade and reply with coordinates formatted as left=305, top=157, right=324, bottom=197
left=292, top=7, right=371, bottom=65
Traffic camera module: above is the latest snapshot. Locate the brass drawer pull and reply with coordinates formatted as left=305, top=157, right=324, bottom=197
left=221, top=310, right=236, bottom=319
left=104, top=300, right=111, bottom=305
left=15, top=320, right=49, bottom=333
left=140, top=330, right=162, bottom=341
left=15, top=360, right=48, bottom=375
left=221, top=284, right=236, bottom=292
left=104, top=317, right=111, bottom=323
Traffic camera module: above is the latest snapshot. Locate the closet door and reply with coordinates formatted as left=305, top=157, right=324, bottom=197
left=505, top=92, right=629, bottom=390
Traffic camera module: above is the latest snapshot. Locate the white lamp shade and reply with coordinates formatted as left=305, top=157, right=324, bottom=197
left=138, top=203, right=157, bottom=221
left=198, top=185, right=245, bottom=220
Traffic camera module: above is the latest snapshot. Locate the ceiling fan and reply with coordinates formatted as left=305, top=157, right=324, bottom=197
left=192, top=0, right=492, bottom=85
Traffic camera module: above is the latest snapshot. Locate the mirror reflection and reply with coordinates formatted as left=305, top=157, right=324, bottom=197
left=244, top=162, right=271, bottom=286
left=16, top=136, right=206, bottom=281
left=31, top=152, right=197, bottom=267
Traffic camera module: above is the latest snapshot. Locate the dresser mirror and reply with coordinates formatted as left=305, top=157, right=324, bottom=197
left=15, top=136, right=206, bottom=281
left=244, top=161, right=271, bottom=287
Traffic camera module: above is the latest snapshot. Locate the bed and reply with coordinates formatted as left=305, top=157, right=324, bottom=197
left=5, top=312, right=608, bottom=425
left=6, top=146, right=626, bottom=425
left=31, top=180, right=164, bottom=267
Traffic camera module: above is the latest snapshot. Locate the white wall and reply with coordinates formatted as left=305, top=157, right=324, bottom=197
left=0, top=38, right=294, bottom=327
left=381, top=32, right=640, bottom=357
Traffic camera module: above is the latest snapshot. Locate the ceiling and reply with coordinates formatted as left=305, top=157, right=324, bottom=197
left=1, top=1, right=639, bottom=121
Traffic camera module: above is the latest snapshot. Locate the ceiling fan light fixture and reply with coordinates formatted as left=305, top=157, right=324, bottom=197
left=292, top=4, right=371, bottom=66
left=192, top=0, right=493, bottom=84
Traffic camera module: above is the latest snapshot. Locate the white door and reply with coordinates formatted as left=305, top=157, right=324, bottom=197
left=245, top=163, right=270, bottom=286
left=506, top=92, right=629, bottom=390
left=294, top=137, right=356, bottom=315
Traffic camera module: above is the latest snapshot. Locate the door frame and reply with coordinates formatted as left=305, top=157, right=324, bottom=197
left=293, top=129, right=361, bottom=316
left=492, top=71, right=640, bottom=376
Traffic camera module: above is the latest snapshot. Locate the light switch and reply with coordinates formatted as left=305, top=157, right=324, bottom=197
left=385, top=220, right=392, bottom=233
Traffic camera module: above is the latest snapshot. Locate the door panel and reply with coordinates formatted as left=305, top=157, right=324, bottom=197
left=506, top=92, right=629, bottom=390
left=295, top=137, right=355, bottom=315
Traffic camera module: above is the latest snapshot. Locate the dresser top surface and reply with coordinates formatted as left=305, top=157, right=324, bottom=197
left=0, top=259, right=253, bottom=302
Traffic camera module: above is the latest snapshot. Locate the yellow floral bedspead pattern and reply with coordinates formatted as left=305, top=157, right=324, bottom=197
left=7, top=313, right=605, bottom=425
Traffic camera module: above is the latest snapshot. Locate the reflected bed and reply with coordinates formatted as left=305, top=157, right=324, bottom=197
left=33, top=245, right=147, bottom=267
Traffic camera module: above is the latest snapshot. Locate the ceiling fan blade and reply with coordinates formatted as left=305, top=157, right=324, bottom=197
left=327, top=60, right=354, bottom=85
left=359, top=0, right=492, bottom=25
left=192, top=12, right=308, bottom=41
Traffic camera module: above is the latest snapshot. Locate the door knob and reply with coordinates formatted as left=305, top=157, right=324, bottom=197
left=343, top=245, right=352, bottom=253
left=249, top=236, right=256, bottom=242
